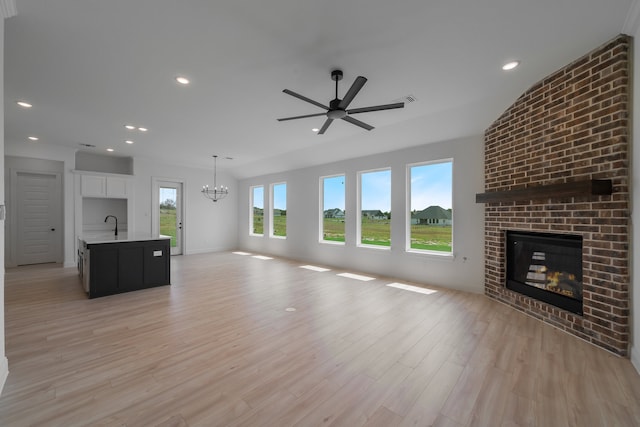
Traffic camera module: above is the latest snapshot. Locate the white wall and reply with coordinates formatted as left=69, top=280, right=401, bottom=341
left=238, top=135, right=485, bottom=293
left=131, top=157, right=238, bottom=254
left=4, top=143, right=77, bottom=267
left=4, top=156, right=65, bottom=266
left=3, top=145, right=239, bottom=265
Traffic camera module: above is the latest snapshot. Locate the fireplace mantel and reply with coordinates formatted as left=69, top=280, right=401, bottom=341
left=475, top=179, right=612, bottom=204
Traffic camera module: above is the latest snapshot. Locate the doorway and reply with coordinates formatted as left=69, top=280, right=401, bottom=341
left=15, top=172, right=62, bottom=265
left=157, top=181, right=183, bottom=255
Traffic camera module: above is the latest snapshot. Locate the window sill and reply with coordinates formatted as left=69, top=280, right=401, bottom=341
left=357, top=244, right=391, bottom=251
left=406, top=249, right=454, bottom=261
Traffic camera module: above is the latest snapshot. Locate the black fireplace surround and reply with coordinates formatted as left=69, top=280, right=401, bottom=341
left=506, top=231, right=583, bottom=315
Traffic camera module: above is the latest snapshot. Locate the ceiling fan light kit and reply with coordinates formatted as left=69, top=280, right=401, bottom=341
left=278, top=69, right=404, bottom=135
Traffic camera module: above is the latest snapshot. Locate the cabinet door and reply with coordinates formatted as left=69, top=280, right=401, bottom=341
left=81, top=175, right=106, bottom=197
left=144, top=242, right=170, bottom=286
left=106, top=177, right=129, bottom=198
left=89, top=246, right=118, bottom=298
left=118, top=246, right=145, bottom=291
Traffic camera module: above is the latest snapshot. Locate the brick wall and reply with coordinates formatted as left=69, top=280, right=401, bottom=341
left=483, top=35, right=630, bottom=355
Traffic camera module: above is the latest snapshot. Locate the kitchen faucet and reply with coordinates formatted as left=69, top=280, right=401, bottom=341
left=104, top=215, right=118, bottom=236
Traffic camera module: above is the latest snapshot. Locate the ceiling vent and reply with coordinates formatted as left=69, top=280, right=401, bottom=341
left=79, top=143, right=96, bottom=148
left=395, top=94, right=418, bottom=104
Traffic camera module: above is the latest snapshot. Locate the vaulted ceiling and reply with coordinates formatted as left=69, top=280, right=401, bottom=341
left=4, top=0, right=636, bottom=178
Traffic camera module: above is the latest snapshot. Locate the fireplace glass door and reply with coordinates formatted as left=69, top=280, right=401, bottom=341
left=506, top=231, right=583, bottom=314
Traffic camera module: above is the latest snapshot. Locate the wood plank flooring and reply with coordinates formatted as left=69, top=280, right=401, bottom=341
left=0, top=251, right=639, bottom=426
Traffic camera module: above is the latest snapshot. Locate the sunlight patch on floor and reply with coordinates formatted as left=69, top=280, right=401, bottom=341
left=299, top=265, right=331, bottom=272
left=386, top=282, right=438, bottom=295
left=337, top=272, right=376, bottom=281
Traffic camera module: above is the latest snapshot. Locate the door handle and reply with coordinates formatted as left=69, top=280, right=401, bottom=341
left=50, top=228, right=56, bottom=231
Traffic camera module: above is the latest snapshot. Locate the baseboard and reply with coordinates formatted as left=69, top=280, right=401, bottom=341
left=0, top=356, right=8, bottom=396
left=63, top=261, right=76, bottom=268
left=185, top=247, right=230, bottom=255
left=632, top=345, right=640, bottom=375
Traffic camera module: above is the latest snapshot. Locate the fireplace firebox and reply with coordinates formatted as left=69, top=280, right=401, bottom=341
left=506, top=231, right=583, bottom=315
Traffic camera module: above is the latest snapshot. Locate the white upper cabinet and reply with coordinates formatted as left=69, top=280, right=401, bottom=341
left=80, top=174, right=131, bottom=198
left=106, top=176, right=129, bottom=198
left=80, top=175, right=106, bottom=197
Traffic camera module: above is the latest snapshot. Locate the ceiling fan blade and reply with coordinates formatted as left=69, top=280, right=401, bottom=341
left=342, top=115, right=374, bottom=131
left=277, top=112, right=328, bottom=122
left=347, top=102, right=405, bottom=115
left=317, top=118, right=334, bottom=135
left=338, top=76, right=367, bottom=109
left=283, top=89, right=330, bottom=110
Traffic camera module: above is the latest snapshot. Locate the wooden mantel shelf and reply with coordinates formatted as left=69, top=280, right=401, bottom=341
left=475, top=179, right=612, bottom=203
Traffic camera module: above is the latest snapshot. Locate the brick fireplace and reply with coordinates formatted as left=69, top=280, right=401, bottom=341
left=481, top=35, right=630, bottom=356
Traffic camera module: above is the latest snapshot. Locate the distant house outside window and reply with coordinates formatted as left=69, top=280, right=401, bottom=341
left=408, top=160, right=453, bottom=253
left=321, top=174, right=345, bottom=243
left=359, top=169, right=391, bottom=247
left=250, top=185, right=264, bottom=236
left=271, top=182, right=287, bottom=238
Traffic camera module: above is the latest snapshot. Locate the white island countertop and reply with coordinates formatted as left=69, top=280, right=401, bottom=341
left=80, top=232, right=171, bottom=245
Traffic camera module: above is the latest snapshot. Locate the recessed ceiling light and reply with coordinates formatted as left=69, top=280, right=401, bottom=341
left=106, top=148, right=114, bottom=152
left=125, top=140, right=134, bottom=144
left=312, top=128, right=319, bottom=132
left=175, top=76, right=190, bottom=85
left=17, top=101, right=33, bottom=108
left=502, top=61, right=520, bottom=71
left=138, top=127, right=148, bottom=132
left=28, top=136, right=39, bottom=141
left=124, top=124, right=136, bottom=130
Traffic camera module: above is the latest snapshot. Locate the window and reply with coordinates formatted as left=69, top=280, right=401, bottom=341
left=359, top=169, right=391, bottom=247
left=321, top=174, right=345, bottom=243
left=250, top=185, right=264, bottom=235
left=408, top=160, right=453, bottom=253
left=270, top=182, right=287, bottom=238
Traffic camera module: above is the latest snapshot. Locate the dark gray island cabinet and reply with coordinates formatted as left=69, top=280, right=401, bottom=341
left=79, top=233, right=171, bottom=298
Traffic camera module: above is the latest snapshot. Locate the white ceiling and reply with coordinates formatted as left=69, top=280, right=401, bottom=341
left=4, top=0, right=636, bottom=178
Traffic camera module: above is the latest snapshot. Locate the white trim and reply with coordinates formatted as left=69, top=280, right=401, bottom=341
left=319, top=173, right=346, bottom=243
left=357, top=167, right=391, bottom=248
left=406, top=158, right=454, bottom=254
left=269, top=182, right=287, bottom=238
left=623, top=0, right=640, bottom=35
left=10, top=169, right=64, bottom=267
left=632, top=345, right=640, bottom=375
left=0, top=356, right=8, bottom=395
left=0, top=0, right=16, bottom=19
left=249, top=185, right=265, bottom=237
left=152, top=177, right=186, bottom=255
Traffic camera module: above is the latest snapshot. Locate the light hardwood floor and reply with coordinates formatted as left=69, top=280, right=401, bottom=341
left=0, top=252, right=639, bottom=426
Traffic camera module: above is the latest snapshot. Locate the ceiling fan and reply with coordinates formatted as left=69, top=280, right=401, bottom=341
left=277, top=69, right=404, bottom=135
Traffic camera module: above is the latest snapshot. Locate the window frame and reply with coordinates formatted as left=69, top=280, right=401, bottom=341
left=269, top=182, right=287, bottom=239
left=250, top=185, right=264, bottom=236
left=357, top=167, right=392, bottom=250
left=319, top=173, right=346, bottom=245
left=406, top=158, right=454, bottom=256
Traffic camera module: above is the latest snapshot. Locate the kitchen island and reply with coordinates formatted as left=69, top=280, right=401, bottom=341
left=79, top=233, right=171, bottom=298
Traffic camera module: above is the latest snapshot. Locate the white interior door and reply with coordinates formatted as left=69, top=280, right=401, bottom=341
left=16, top=172, right=62, bottom=265
left=158, top=182, right=183, bottom=255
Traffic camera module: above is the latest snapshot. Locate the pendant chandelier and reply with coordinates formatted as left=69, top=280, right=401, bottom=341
left=201, top=155, right=228, bottom=202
